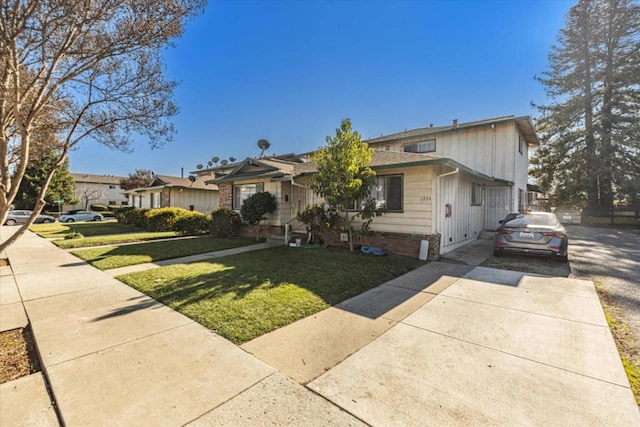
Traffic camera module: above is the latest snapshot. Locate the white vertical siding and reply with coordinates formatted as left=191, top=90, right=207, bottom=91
left=170, top=189, right=218, bottom=213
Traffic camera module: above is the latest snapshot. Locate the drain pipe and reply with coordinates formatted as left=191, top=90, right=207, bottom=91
left=435, top=167, right=459, bottom=248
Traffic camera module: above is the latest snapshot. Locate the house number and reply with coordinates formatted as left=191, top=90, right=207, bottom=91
left=420, top=196, right=432, bottom=201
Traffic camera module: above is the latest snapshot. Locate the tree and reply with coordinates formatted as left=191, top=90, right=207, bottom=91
left=310, top=118, right=384, bottom=251
left=0, top=0, right=205, bottom=252
left=240, top=191, right=277, bottom=240
left=119, top=169, right=155, bottom=191
left=14, top=151, right=77, bottom=211
left=75, top=185, right=105, bottom=210
left=532, top=0, right=640, bottom=207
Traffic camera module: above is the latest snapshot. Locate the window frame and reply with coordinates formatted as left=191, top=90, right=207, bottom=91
left=348, top=174, right=403, bottom=213
left=403, top=139, right=436, bottom=154
left=471, top=183, right=483, bottom=206
left=233, top=182, right=264, bottom=210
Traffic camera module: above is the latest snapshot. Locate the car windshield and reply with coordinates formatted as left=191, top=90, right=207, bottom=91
left=504, top=213, right=558, bottom=228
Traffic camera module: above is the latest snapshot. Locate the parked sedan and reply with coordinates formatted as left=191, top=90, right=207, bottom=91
left=4, top=210, right=56, bottom=225
left=494, top=212, right=568, bottom=262
left=58, top=210, right=103, bottom=223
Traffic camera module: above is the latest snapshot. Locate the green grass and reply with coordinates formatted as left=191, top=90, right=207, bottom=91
left=72, top=237, right=260, bottom=270
left=30, top=222, right=142, bottom=238
left=53, top=231, right=179, bottom=249
left=118, top=247, right=424, bottom=344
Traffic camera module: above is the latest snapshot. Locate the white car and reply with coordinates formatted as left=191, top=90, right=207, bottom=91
left=59, top=210, right=104, bottom=223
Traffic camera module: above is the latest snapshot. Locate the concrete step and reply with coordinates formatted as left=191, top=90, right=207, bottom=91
left=267, top=233, right=308, bottom=246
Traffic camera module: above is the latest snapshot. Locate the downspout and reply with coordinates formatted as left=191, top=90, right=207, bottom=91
left=435, top=167, right=459, bottom=253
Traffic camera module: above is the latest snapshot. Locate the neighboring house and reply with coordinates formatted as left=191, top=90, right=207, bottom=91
left=68, top=173, right=128, bottom=210
left=124, top=174, right=218, bottom=213
left=206, top=115, right=539, bottom=257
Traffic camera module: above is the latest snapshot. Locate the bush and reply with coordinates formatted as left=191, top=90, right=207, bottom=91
left=240, top=191, right=277, bottom=239
left=131, top=208, right=150, bottom=228
left=90, top=204, right=109, bottom=212
left=211, top=208, right=241, bottom=237
left=174, top=211, right=211, bottom=235
left=145, top=207, right=188, bottom=232
left=114, top=207, right=136, bottom=224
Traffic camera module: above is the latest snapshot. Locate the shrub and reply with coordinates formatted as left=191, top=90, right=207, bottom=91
left=114, top=207, right=136, bottom=224
left=90, top=204, right=109, bottom=212
left=174, top=211, right=211, bottom=235
left=131, top=208, right=150, bottom=228
left=211, top=208, right=241, bottom=237
left=64, top=231, right=83, bottom=240
left=240, top=191, right=277, bottom=239
left=145, top=207, right=188, bottom=232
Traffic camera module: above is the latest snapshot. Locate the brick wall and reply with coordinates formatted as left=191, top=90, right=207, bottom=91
left=238, top=224, right=284, bottom=238
left=219, top=182, right=233, bottom=209
left=160, top=188, right=170, bottom=207
left=321, top=230, right=441, bottom=259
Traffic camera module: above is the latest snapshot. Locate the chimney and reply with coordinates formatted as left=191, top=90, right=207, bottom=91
left=452, top=119, right=458, bottom=128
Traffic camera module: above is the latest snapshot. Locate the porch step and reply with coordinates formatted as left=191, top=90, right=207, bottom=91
left=266, top=232, right=308, bottom=246
left=478, top=230, right=495, bottom=240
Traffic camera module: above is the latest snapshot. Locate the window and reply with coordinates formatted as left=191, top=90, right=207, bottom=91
left=121, top=201, right=128, bottom=206
left=109, top=185, right=116, bottom=189
left=403, top=139, right=436, bottom=153
left=350, top=175, right=403, bottom=212
left=471, top=183, right=483, bottom=206
left=233, top=183, right=264, bottom=209
left=108, top=200, right=116, bottom=206
left=151, top=192, right=161, bottom=209
left=518, top=136, right=524, bottom=155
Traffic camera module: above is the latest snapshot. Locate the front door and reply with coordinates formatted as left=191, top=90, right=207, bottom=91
left=485, top=186, right=511, bottom=229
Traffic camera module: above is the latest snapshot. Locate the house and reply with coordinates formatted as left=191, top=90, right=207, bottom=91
left=124, top=174, right=218, bottom=213
left=206, top=115, right=539, bottom=257
left=68, top=173, right=128, bottom=210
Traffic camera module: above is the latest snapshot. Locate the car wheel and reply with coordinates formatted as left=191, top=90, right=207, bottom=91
left=43, top=219, right=52, bottom=223
left=6, top=219, right=17, bottom=226
left=93, top=216, right=101, bottom=222
left=66, top=218, right=75, bottom=223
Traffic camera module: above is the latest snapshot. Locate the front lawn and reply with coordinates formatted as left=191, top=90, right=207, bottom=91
left=72, top=237, right=259, bottom=270
left=30, top=222, right=141, bottom=238
left=53, top=231, right=179, bottom=249
left=118, top=247, right=424, bottom=344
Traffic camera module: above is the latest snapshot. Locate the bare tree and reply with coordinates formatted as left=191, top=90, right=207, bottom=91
left=0, top=0, right=205, bottom=251
left=75, top=184, right=105, bottom=210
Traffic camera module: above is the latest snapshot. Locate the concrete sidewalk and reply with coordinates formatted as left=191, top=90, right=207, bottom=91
left=2, top=230, right=638, bottom=425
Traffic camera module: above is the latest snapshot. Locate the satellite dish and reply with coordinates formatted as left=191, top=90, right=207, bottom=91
left=196, top=164, right=203, bottom=170
left=220, top=159, right=228, bottom=166
left=212, top=156, right=219, bottom=164
left=229, top=157, right=236, bottom=163
left=188, top=175, right=196, bottom=182
left=257, top=139, right=270, bottom=158
left=207, top=161, right=213, bottom=167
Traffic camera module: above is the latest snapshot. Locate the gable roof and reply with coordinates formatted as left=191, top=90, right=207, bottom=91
left=124, top=174, right=217, bottom=193
left=208, top=150, right=510, bottom=185
left=71, top=173, right=126, bottom=185
left=364, top=115, right=539, bottom=147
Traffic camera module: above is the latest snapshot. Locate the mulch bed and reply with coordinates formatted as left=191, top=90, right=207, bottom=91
left=0, top=327, right=41, bottom=384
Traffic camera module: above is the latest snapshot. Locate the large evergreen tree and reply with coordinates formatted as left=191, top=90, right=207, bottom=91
left=532, top=0, right=640, bottom=207
left=14, top=151, right=77, bottom=211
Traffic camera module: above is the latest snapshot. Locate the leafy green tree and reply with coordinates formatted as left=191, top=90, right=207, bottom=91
left=0, top=0, right=205, bottom=253
left=310, top=119, right=384, bottom=251
left=14, top=153, right=77, bottom=211
left=119, top=169, right=155, bottom=191
left=240, top=191, right=277, bottom=240
left=532, top=0, right=640, bottom=207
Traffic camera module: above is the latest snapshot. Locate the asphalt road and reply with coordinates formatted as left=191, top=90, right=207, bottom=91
left=567, top=225, right=640, bottom=336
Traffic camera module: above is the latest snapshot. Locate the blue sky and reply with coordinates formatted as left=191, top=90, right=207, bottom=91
left=69, top=0, right=574, bottom=177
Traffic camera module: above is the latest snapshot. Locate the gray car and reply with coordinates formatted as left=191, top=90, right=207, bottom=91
left=494, top=212, right=568, bottom=262
left=58, top=210, right=103, bottom=223
left=4, top=210, right=56, bottom=225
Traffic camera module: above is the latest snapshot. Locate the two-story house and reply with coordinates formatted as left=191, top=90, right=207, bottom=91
left=206, top=115, right=539, bottom=258
left=68, top=173, right=129, bottom=210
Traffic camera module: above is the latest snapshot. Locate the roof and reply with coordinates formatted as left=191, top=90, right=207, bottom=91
left=71, top=173, right=126, bottom=185
left=364, top=115, right=540, bottom=147
left=208, top=150, right=510, bottom=185
left=123, top=174, right=217, bottom=193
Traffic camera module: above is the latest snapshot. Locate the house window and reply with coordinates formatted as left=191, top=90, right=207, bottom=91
left=121, top=201, right=128, bottom=206
left=233, top=183, right=264, bottom=209
left=108, top=200, right=116, bottom=206
left=151, top=192, right=161, bottom=209
left=350, top=175, right=403, bottom=212
left=471, top=183, right=483, bottom=206
left=403, top=139, right=436, bottom=153
left=109, top=185, right=116, bottom=189
left=518, top=136, right=524, bottom=155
